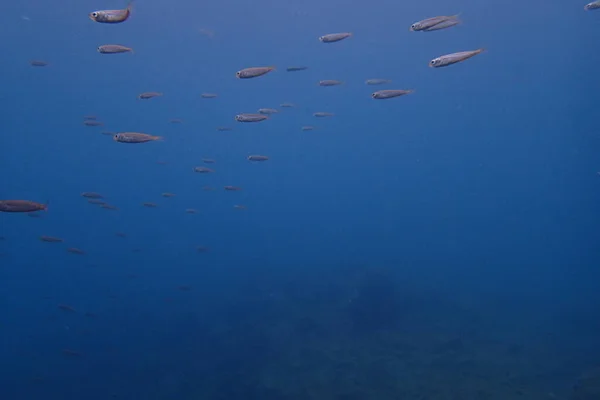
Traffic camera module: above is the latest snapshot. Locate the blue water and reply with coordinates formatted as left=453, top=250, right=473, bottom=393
left=1, top=0, right=599, bottom=399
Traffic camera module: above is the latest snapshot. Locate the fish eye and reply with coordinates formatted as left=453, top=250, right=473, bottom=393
left=430, top=60, right=436, bottom=65
left=411, top=24, right=416, bottom=29
left=235, top=71, right=241, bottom=77
left=371, top=93, right=376, bottom=98
left=92, top=12, right=98, bottom=17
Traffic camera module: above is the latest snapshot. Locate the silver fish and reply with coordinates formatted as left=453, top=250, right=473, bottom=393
left=365, top=79, right=391, bottom=85
left=98, top=44, right=133, bottom=54
left=235, top=113, right=268, bottom=122
left=301, top=126, right=315, bottom=131
left=319, top=32, right=352, bottom=43
left=247, top=155, right=269, bottom=162
left=318, top=80, right=343, bottom=87
left=280, top=103, right=295, bottom=108
left=113, top=132, right=162, bottom=143
left=258, top=108, right=278, bottom=115
left=236, top=66, right=275, bottom=79
left=193, top=167, right=214, bottom=173
left=89, top=3, right=132, bottom=23
left=30, top=60, right=48, bottom=67
left=410, top=15, right=461, bottom=31
left=201, top=93, right=218, bottom=98
left=138, top=92, right=162, bottom=99
left=585, top=1, right=600, bottom=10
left=313, top=112, right=334, bottom=117
left=286, top=66, right=308, bottom=72
left=371, top=89, right=414, bottom=99
left=429, top=48, right=485, bottom=68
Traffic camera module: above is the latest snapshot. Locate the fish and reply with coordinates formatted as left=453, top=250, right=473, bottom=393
left=301, top=126, right=315, bottom=131
left=84, top=120, right=103, bottom=126
left=216, top=126, right=232, bottom=131
left=371, top=89, right=414, bottom=99
left=83, top=115, right=97, bottom=120
left=410, top=14, right=461, bottom=31
left=97, top=44, right=133, bottom=54
left=142, top=202, right=158, bottom=208
left=224, top=186, right=242, bottom=191
left=40, top=236, right=63, bottom=243
left=258, top=108, right=279, bottom=115
left=313, top=112, right=334, bottom=117
left=201, top=93, right=218, bottom=98
left=101, top=204, right=118, bottom=210
left=247, top=155, right=269, bottom=162
left=286, top=66, right=308, bottom=72
left=193, top=167, right=214, bottom=173
left=87, top=199, right=105, bottom=205
left=138, top=92, right=162, bottom=99
left=161, top=192, right=176, bottom=197
left=365, top=79, right=391, bottom=85
left=280, top=103, right=295, bottom=108
left=236, top=66, right=275, bottom=79
left=0, top=200, right=47, bottom=213
left=585, top=1, right=600, bottom=9
left=185, top=209, right=198, bottom=214
left=81, top=192, right=103, bottom=199
left=319, top=32, right=352, bottom=43
left=113, top=132, right=162, bottom=143
left=202, top=158, right=216, bottom=164
left=29, top=60, right=48, bottom=67
left=429, top=49, right=485, bottom=68
left=67, top=248, right=86, bottom=255
left=235, top=113, right=268, bottom=122
left=89, top=2, right=133, bottom=23
left=318, top=80, right=344, bottom=87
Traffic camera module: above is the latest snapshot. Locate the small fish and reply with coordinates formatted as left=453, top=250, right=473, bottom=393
left=247, top=155, right=269, bottom=162
left=216, top=126, right=232, bottom=131
left=235, top=113, right=268, bottom=122
left=280, top=103, right=295, bottom=108
left=89, top=2, right=133, bottom=23
left=585, top=1, right=600, bottom=10
left=169, top=119, right=183, bottom=124
left=113, top=132, right=162, bottom=143
left=371, top=89, right=414, bottom=99
left=81, top=192, right=103, bottom=199
left=287, top=66, right=308, bottom=72
left=365, top=79, right=391, bottom=85
left=258, top=108, right=278, bottom=115
left=83, top=115, right=97, bottom=120
left=319, top=32, right=352, bottom=43
left=87, top=199, right=105, bottom=205
left=101, top=204, right=118, bottom=210
left=313, top=112, right=334, bottom=118
left=29, top=60, right=48, bottom=67
left=161, top=192, right=176, bottom=197
left=98, top=44, right=133, bottom=54
left=319, top=80, right=344, bottom=87
left=201, top=93, right=218, bottom=98
left=224, top=186, right=242, bottom=191
left=301, top=126, right=315, bottom=131
left=138, top=92, right=162, bottom=99
left=84, top=120, right=103, bottom=126
left=67, top=248, right=85, bottom=255
left=142, top=202, right=158, bottom=208
left=185, top=209, right=198, bottom=214
left=202, top=158, right=216, bottom=164
left=58, top=304, right=76, bottom=312
left=40, top=236, right=63, bottom=243
left=429, top=48, right=485, bottom=68
left=0, top=200, right=47, bottom=213
left=236, top=66, right=275, bottom=79
left=410, top=14, right=461, bottom=31
left=233, top=204, right=247, bottom=210
left=193, top=167, right=214, bottom=173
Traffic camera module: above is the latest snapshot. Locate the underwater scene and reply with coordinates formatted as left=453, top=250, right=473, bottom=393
left=1, top=0, right=600, bottom=399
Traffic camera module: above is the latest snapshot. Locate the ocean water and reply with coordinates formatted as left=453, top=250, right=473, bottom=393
left=1, top=0, right=599, bottom=399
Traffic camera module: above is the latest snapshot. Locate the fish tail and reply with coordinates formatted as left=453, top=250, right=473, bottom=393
left=152, top=135, right=164, bottom=141
left=477, top=48, right=486, bottom=53
left=43, top=200, right=50, bottom=211
left=127, top=1, right=134, bottom=12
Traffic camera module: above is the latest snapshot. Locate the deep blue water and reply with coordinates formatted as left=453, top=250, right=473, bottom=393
left=1, top=1, right=599, bottom=399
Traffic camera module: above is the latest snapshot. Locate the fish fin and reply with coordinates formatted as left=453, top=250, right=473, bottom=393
left=127, top=1, right=134, bottom=12
left=152, top=136, right=164, bottom=141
